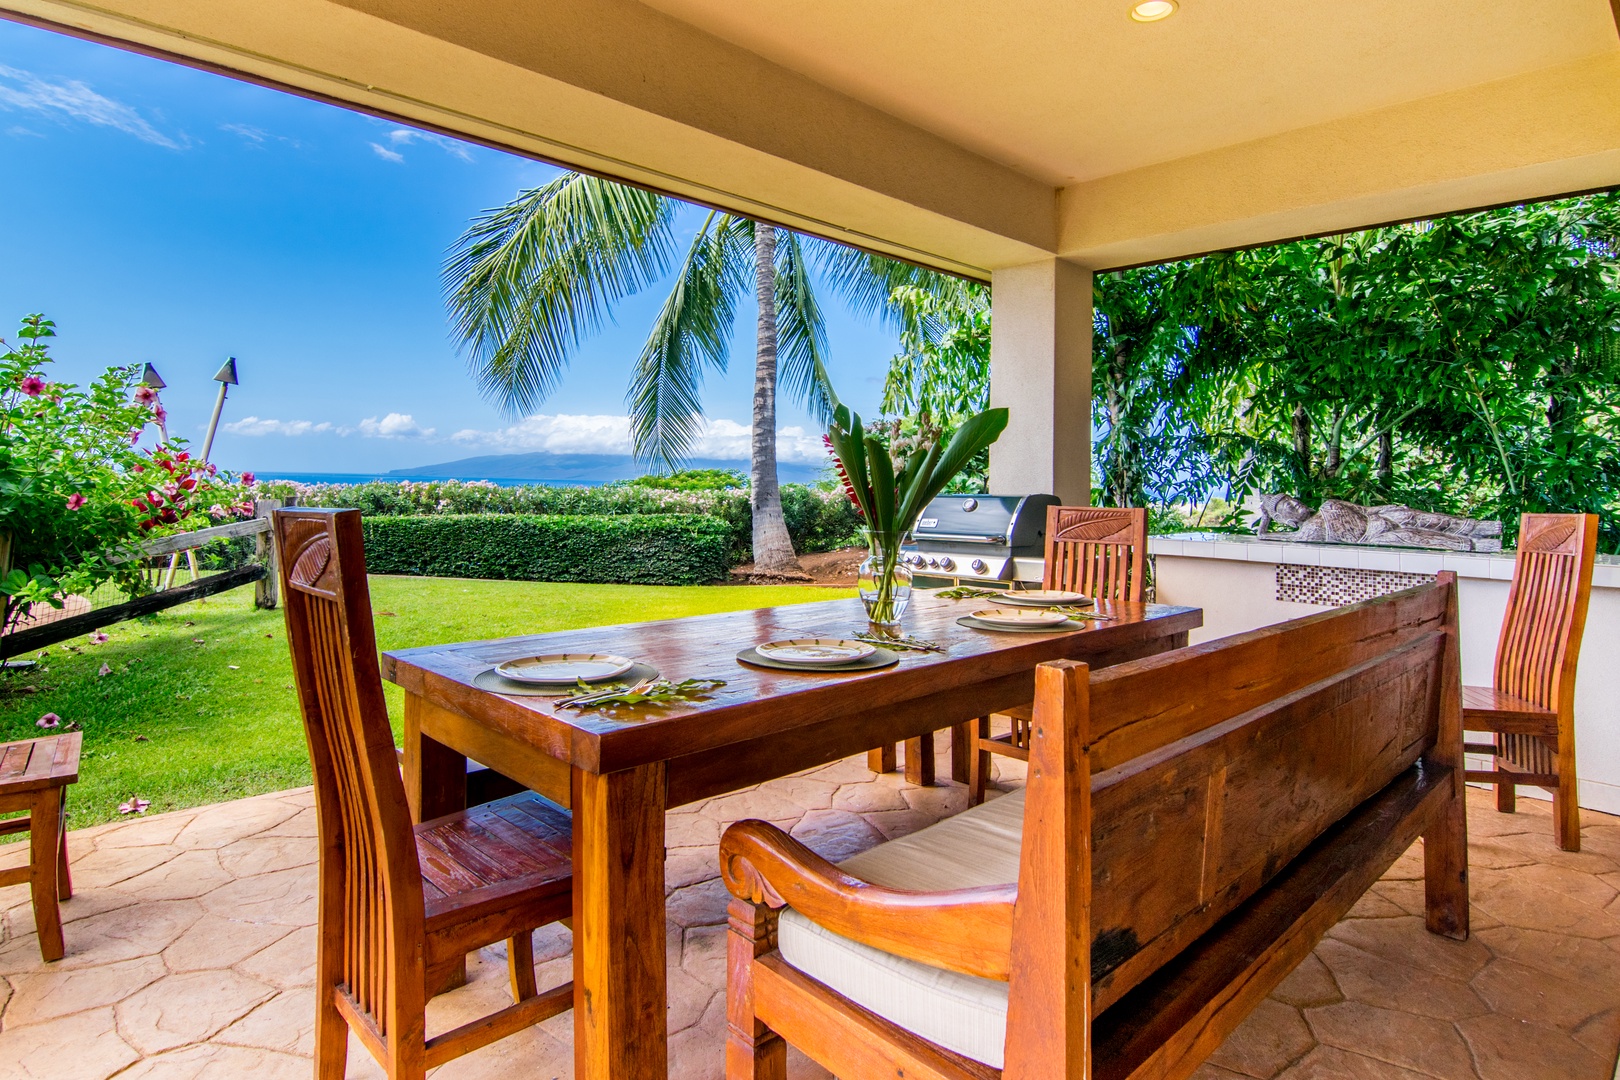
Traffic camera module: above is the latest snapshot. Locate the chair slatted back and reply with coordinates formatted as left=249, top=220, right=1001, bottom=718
left=1043, top=505, right=1148, bottom=603
left=1016, top=577, right=1457, bottom=1016
left=275, top=508, right=425, bottom=1037
left=1494, top=513, right=1598, bottom=713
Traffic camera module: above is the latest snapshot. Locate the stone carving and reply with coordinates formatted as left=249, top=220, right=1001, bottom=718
left=1255, top=494, right=1502, bottom=552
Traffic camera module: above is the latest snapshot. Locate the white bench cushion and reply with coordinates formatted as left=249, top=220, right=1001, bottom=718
left=776, top=789, right=1025, bottom=1068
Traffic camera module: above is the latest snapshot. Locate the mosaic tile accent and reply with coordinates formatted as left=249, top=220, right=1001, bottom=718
left=1275, top=564, right=1434, bottom=607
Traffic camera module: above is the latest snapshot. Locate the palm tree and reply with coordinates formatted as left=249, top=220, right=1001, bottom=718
left=443, top=173, right=928, bottom=574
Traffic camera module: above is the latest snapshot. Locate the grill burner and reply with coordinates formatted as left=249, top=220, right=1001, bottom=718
left=901, top=494, right=1059, bottom=584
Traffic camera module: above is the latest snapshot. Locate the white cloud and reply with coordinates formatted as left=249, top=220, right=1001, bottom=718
left=385, top=126, right=474, bottom=161
left=451, top=413, right=828, bottom=464
left=358, top=413, right=435, bottom=439
left=223, top=416, right=334, bottom=437
left=366, top=125, right=474, bottom=164
left=0, top=64, right=183, bottom=148
left=220, top=122, right=302, bottom=150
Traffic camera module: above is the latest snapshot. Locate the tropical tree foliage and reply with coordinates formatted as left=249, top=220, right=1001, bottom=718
left=1152, top=193, right=1620, bottom=547
left=872, top=192, right=1620, bottom=548
left=877, top=278, right=993, bottom=491
left=444, top=173, right=932, bottom=572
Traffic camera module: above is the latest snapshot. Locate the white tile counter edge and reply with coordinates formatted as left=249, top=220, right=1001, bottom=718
left=1149, top=533, right=1620, bottom=590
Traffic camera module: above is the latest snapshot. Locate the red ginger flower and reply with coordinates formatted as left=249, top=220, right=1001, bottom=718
left=824, top=435, right=865, bottom=518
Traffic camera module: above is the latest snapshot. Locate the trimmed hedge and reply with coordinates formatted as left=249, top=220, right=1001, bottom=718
left=360, top=514, right=732, bottom=586
left=270, top=478, right=862, bottom=564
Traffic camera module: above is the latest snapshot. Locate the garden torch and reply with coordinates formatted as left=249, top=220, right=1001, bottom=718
left=200, top=357, right=238, bottom=464
left=141, top=363, right=168, bottom=443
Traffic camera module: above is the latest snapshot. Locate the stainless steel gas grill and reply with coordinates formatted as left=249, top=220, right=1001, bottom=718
left=901, top=493, right=1060, bottom=586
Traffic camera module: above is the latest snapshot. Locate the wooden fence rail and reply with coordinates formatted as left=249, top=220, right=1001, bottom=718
left=1, top=499, right=287, bottom=660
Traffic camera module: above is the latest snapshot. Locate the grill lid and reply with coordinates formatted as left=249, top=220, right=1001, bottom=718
left=904, top=494, right=1059, bottom=580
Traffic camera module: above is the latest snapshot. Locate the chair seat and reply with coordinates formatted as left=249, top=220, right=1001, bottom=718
left=1461, top=685, right=1557, bottom=734
left=777, top=790, right=1025, bottom=1068
left=0, top=734, right=81, bottom=797
left=416, top=791, right=572, bottom=930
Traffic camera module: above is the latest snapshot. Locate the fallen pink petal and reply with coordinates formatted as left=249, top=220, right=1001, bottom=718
left=36, top=713, right=60, bottom=729
left=98, top=663, right=112, bottom=677
left=117, top=797, right=151, bottom=815
left=88, top=632, right=110, bottom=644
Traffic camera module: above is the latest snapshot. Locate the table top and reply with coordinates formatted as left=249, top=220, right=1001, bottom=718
left=381, top=592, right=1201, bottom=774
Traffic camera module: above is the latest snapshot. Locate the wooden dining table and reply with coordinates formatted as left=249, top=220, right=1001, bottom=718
left=381, top=590, right=1201, bottom=1080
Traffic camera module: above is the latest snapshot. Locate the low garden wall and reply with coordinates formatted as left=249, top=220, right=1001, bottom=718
left=1150, top=532, right=1620, bottom=814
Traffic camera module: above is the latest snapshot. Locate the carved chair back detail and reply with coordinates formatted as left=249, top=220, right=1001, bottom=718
left=1043, top=504, right=1147, bottom=603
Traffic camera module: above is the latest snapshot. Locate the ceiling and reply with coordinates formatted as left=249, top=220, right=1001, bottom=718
left=3, top=0, right=1618, bottom=274
left=636, top=0, right=1620, bottom=185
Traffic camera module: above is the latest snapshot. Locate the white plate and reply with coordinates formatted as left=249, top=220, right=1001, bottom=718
left=754, top=638, right=877, bottom=666
left=997, top=590, right=1091, bottom=607
left=970, top=607, right=1072, bottom=628
left=495, top=653, right=636, bottom=684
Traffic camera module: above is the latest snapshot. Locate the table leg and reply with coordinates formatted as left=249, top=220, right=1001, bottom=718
left=403, top=692, right=465, bottom=823
left=573, top=762, right=668, bottom=1080
left=950, top=722, right=973, bottom=784
left=867, top=745, right=897, bottom=773
left=904, top=733, right=935, bottom=786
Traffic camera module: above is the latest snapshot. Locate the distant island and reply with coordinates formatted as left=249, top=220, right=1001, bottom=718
left=385, top=451, right=825, bottom=485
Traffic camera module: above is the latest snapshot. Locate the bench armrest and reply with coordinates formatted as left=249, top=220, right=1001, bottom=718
left=720, top=819, right=1017, bottom=981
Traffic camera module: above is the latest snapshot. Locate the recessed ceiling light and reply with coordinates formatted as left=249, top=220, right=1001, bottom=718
left=1130, top=0, right=1178, bottom=22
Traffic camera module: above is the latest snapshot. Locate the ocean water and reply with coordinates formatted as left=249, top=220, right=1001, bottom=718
left=261, top=472, right=604, bottom=488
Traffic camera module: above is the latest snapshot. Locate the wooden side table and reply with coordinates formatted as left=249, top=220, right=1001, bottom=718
left=0, top=732, right=81, bottom=961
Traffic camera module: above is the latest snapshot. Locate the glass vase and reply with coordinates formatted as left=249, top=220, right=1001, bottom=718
left=858, top=530, right=913, bottom=631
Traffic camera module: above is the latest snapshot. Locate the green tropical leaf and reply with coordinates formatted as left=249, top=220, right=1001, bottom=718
left=444, top=173, right=676, bottom=416
left=627, top=214, right=751, bottom=468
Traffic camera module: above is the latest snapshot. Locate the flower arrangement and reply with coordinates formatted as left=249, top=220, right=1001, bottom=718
left=823, top=401, right=1008, bottom=626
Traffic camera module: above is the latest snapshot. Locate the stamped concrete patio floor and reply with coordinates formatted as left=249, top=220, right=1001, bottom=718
left=2, top=746, right=1619, bottom=1080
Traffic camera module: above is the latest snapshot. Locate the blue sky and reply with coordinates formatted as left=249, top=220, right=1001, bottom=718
left=0, top=18, right=899, bottom=477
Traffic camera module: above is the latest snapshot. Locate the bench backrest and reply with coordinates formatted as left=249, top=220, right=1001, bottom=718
left=1004, top=574, right=1460, bottom=1076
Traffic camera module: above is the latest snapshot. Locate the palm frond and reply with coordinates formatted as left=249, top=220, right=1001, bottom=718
left=443, top=173, right=676, bottom=415
left=774, top=231, right=837, bottom=421
left=627, top=214, right=752, bottom=469
left=806, top=237, right=950, bottom=331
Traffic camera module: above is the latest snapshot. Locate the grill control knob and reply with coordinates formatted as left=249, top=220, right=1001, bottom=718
left=927, top=557, right=940, bottom=568
left=962, top=498, right=978, bottom=511
left=938, top=557, right=956, bottom=571
left=971, top=559, right=988, bottom=574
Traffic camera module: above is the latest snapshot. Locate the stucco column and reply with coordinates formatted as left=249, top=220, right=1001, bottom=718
left=987, top=259, right=1092, bottom=504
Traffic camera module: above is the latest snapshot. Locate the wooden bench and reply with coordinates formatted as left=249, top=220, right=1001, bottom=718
left=720, top=573, right=1468, bottom=1080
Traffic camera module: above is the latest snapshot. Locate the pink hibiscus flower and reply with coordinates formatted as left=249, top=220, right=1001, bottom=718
left=64, top=493, right=86, bottom=511
left=19, top=375, right=44, bottom=397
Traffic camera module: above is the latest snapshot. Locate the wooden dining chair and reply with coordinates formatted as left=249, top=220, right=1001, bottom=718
left=0, top=732, right=79, bottom=961
left=965, top=505, right=1148, bottom=804
left=1463, top=512, right=1598, bottom=851
left=274, top=507, right=576, bottom=1079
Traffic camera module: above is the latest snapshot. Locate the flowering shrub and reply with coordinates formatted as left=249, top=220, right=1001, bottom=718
left=0, top=314, right=255, bottom=621
left=263, top=477, right=861, bottom=564
left=130, top=445, right=255, bottom=532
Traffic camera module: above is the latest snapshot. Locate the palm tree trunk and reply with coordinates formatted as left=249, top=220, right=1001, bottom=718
left=749, top=224, right=803, bottom=575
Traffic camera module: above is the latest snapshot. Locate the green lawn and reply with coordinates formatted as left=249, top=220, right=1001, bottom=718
left=0, top=576, right=853, bottom=830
